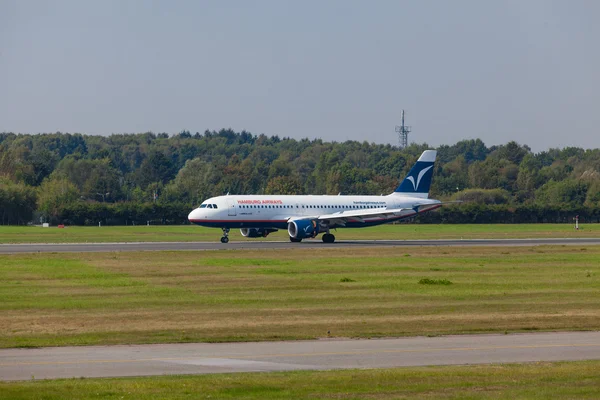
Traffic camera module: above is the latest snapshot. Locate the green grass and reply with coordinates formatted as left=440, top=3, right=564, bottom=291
left=1, top=361, right=599, bottom=399
left=1, top=246, right=599, bottom=348
left=0, top=223, right=597, bottom=243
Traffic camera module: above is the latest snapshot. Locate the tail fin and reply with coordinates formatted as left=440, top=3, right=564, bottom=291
left=392, top=150, right=437, bottom=198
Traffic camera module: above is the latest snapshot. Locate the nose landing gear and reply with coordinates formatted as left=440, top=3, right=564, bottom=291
left=220, top=227, right=230, bottom=243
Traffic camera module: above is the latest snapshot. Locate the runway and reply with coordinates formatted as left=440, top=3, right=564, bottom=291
left=1, top=331, right=599, bottom=381
left=2, top=238, right=600, bottom=253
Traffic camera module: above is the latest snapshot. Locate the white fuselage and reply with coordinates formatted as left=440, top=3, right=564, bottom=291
left=188, top=194, right=441, bottom=230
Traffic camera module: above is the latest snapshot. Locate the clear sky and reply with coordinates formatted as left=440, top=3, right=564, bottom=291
left=1, top=0, right=598, bottom=151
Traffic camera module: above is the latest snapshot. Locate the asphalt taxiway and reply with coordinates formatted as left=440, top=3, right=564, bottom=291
left=2, top=238, right=600, bottom=253
left=1, top=331, right=599, bottom=381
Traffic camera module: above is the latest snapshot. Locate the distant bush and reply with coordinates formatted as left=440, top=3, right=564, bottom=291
left=452, top=188, right=511, bottom=205
left=339, top=277, right=356, bottom=283
left=416, top=203, right=600, bottom=224
left=419, top=278, right=452, bottom=285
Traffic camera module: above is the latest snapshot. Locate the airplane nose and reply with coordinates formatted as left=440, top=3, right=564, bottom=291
left=188, top=209, right=202, bottom=223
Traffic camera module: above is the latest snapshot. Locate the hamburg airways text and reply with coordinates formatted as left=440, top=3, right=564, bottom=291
left=237, top=200, right=284, bottom=204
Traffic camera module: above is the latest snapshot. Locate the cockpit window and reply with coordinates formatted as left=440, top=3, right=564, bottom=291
left=207, top=204, right=213, bottom=209
left=212, top=204, right=218, bottom=209
left=200, top=204, right=207, bottom=208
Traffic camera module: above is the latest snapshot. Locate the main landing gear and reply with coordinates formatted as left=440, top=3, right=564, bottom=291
left=322, top=233, right=335, bottom=243
left=288, top=233, right=335, bottom=243
left=220, top=227, right=230, bottom=243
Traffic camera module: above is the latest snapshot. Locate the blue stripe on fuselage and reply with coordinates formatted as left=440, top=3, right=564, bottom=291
left=189, top=205, right=440, bottom=229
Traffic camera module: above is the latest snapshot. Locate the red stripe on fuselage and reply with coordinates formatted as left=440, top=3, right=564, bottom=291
left=189, top=204, right=441, bottom=225
left=189, top=219, right=288, bottom=224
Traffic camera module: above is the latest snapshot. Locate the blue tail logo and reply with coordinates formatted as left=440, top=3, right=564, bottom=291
left=406, top=165, right=434, bottom=191
left=393, top=150, right=437, bottom=197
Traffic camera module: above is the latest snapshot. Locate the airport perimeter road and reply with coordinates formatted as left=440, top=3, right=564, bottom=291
left=2, top=238, right=600, bottom=253
left=1, top=332, right=599, bottom=381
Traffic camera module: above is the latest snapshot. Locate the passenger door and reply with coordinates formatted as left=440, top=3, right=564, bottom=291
left=226, top=198, right=237, bottom=216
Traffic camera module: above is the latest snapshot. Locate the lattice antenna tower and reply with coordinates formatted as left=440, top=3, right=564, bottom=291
left=395, top=110, right=411, bottom=148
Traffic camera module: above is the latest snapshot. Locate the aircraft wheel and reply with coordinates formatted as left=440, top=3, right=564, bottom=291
left=220, top=236, right=229, bottom=243
left=290, top=237, right=302, bottom=243
left=322, top=233, right=335, bottom=243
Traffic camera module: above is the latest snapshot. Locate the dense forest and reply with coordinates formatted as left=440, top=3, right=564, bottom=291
left=1, top=130, right=599, bottom=225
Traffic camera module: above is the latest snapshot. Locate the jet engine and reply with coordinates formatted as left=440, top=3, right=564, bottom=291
left=240, top=228, right=278, bottom=238
left=288, top=219, right=320, bottom=239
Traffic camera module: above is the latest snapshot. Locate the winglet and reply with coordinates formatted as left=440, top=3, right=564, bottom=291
left=392, top=150, right=437, bottom=198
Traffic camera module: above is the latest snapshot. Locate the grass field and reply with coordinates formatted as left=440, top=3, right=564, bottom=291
left=0, top=223, right=597, bottom=243
left=1, top=246, right=599, bottom=348
left=1, top=361, right=599, bottom=399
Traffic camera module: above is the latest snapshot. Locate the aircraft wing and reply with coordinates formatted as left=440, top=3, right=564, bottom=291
left=316, top=208, right=411, bottom=227
left=288, top=204, right=439, bottom=228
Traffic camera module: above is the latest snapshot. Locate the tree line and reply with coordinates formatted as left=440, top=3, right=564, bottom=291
left=0, top=130, right=599, bottom=225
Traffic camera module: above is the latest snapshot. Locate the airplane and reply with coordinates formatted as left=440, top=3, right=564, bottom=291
left=188, top=150, right=442, bottom=243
